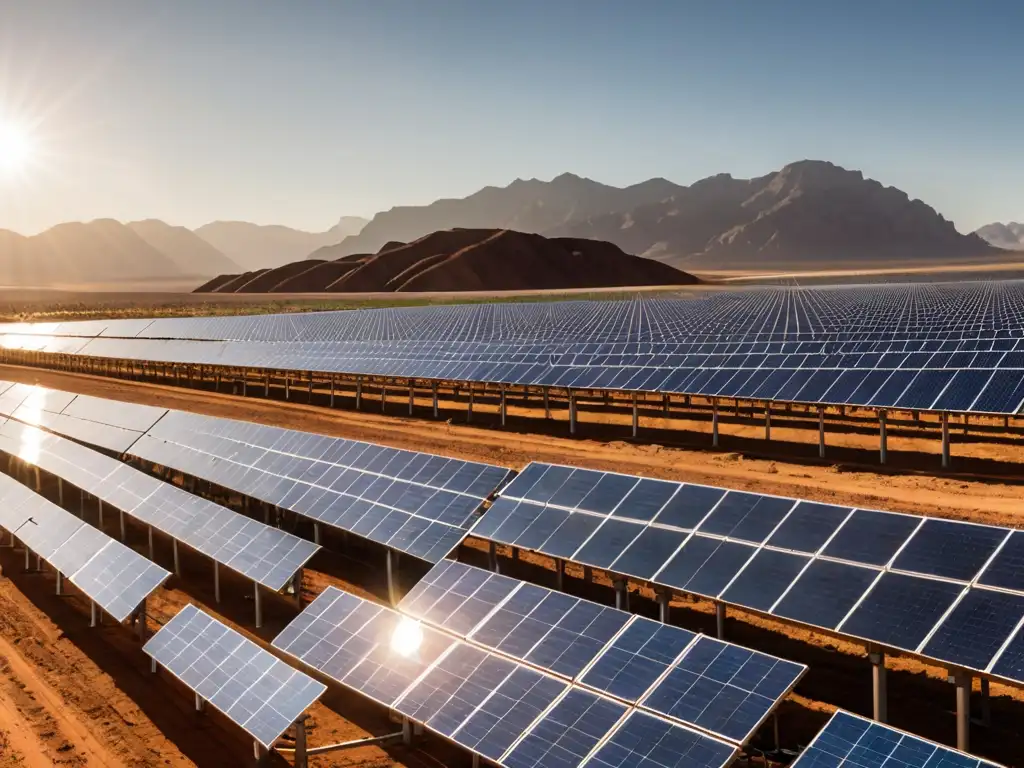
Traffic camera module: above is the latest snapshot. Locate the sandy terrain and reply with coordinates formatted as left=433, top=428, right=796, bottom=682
left=0, top=364, right=1021, bottom=766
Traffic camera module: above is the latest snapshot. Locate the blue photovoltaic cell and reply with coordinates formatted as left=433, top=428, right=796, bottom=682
left=790, top=710, right=1002, bottom=768
left=921, top=588, right=1024, bottom=672
left=977, top=530, right=1024, bottom=593
left=451, top=666, right=567, bottom=761
left=573, top=519, right=646, bottom=569
left=398, top=560, right=519, bottom=637
left=578, top=473, right=639, bottom=516
left=642, top=637, right=806, bottom=744
left=656, top=537, right=757, bottom=599
left=892, top=519, right=1008, bottom=583
left=697, top=493, right=796, bottom=544
left=821, top=509, right=921, bottom=567
left=719, top=549, right=810, bottom=611
left=580, top=617, right=696, bottom=702
left=502, top=688, right=627, bottom=768
left=609, top=526, right=689, bottom=581
left=145, top=604, right=326, bottom=748
left=991, top=626, right=1024, bottom=682
left=766, top=503, right=852, bottom=554
left=653, top=486, right=726, bottom=531
left=539, top=512, right=605, bottom=559
left=584, top=711, right=737, bottom=768
left=470, top=584, right=630, bottom=679
left=772, top=560, right=880, bottom=631
left=472, top=497, right=544, bottom=545
left=612, top=479, right=678, bottom=522
left=839, top=573, right=964, bottom=653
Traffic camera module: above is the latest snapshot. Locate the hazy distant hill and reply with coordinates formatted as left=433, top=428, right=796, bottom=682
left=0, top=219, right=184, bottom=286
left=975, top=222, right=1024, bottom=251
left=197, top=228, right=697, bottom=293
left=557, top=161, right=995, bottom=269
left=319, top=174, right=682, bottom=259
left=323, top=161, right=994, bottom=270
left=196, top=216, right=368, bottom=270
left=127, top=220, right=240, bottom=275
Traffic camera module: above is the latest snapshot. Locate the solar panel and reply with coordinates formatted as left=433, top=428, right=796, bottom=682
left=790, top=710, right=1003, bottom=768
left=128, top=409, right=510, bottom=563
left=144, top=604, right=326, bottom=747
left=0, top=473, right=169, bottom=622
left=584, top=710, right=737, bottom=768
left=641, top=637, right=805, bottom=744
left=272, top=586, right=455, bottom=708
left=0, top=419, right=318, bottom=593
left=920, top=588, right=1024, bottom=673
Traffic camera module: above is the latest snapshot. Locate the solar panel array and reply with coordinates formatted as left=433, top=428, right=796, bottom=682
left=0, top=381, right=166, bottom=453
left=791, top=710, right=1003, bottom=768
left=0, top=418, right=318, bottom=592
left=3, top=284, right=1024, bottom=414
left=478, top=462, right=1024, bottom=689
left=273, top=560, right=804, bottom=768
left=143, top=603, right=326, bottom=747
left=0, top=471, right=169, bottom=621
left=129, top=409, right=511, bottom=562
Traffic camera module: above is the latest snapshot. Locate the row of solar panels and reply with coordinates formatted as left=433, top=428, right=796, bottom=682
left=9, top=382, right=1024, bottom=689
left=0, top=472, right=169, bottom=622
left=272, top=558, right=803, bottom=767
left=0, top=381, right=512, bottom=565
left=479, top=462, right=1024, bottom=687
left=3, top=283, right=1024, bottom=342
left=0, top=412, right=319, bottom=593
left=4, top=329, right=1024, bottom=414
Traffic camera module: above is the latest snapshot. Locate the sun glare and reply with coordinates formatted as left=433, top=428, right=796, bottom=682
left=0, top=120, right=35, bottom=178
left=390, top=617, right=424, bottom=658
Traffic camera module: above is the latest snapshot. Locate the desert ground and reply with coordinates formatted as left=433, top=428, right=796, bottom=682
left=0, top=361, right=1021, bottom=767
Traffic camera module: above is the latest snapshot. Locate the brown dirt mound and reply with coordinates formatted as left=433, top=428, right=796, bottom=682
left=196, top=228, right=698, bottom=293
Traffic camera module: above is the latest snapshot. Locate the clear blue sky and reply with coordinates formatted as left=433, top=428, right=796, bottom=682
left=1, top=0, right=1022, bottom=235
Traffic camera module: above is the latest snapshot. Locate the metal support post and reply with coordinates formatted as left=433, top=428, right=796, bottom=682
left=293, top=569, right=303, bottom=610
left=978, top=677, right=992, bottom=727
left=254, top=583, right=263, bottom=628
left=136, top=598, right=147, bottom=641
left=432, top=382, right=439, bottom=418
left=195, top=693, right=205, bottom=712
left=356, top=378, right=362, bottom=409
left=569, top=390, right=577, bottom=435
left=265, top=374, right=270, bottom=397
left=58, top=477, right=63, bottom=506
left=56, top=571, right=63, bottom=595
left=488, top=542, right=498, bottom=572
left=468, top=385, right=474, bottom=421
left=285, top=375, right=290, bottom=400
left=386, top=549, right=398, bottom=606
left=308, top=374, right=313, bottom=403
left=214, top=560, right=221, bottom=603
left=715, top=602, right=726, bottom=640
left=313, top=523, right=321, bottom=546
left=870, top=649, right=887, bottom=723
left=402, top=718, right=413, bottom=747
left=583, top=566, right=593, bottom=583
left=409, top=384, right=414, bottom=415
left=330, top=376, right=335, bottom=407
left=120, top=510, right=126, bottom=541
left=148, top=526, right=154, bottom=560
left=712, top=401, right=720, bottom=448
left=941, top=412, right=951, bottom=469
left=34, top=466, right=40, bottom=492
left=172, top=539, right=180, bottom=576
left=500, top=385, right=507, bottom=426
left=663, top=394, right=669, bottom=415
left=24, top=547, right=30, bottom=571
left=632, top=393, right=639, bottom=437
left=98, top=500, right=104, bottom=530
left=614, top=579, right=628, bottom=611
left=955, top=670, right=971, bottom=752
left=90, top=600, right=98, bottom=627
left=879, top=410, right=888, bottom=465
left=657, top=590, right=670, bottom=623
left=764, top=405, right=771, bottom=441
left=543, top=387, right=550, bottom=419
left=818, top=407, right=826, bottom=458
left=294, top=718, right=308, bottom=768
left=381, top=382, right=387, bottom=412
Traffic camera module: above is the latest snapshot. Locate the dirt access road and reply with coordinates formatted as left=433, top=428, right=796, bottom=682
left=0, top=363, right=1021, bottom=766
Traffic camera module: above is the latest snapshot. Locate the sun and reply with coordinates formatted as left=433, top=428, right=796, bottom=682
left=0, top=120, right=36, bottom=178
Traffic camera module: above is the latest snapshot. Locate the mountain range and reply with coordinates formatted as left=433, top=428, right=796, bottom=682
left=975, top=222, right=1024, bottom=251
left=0, top=160, right=1003, bottom=288
left=197, top=228, right=697, bottom=293
left=323, top=161, right=995, bottom=270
